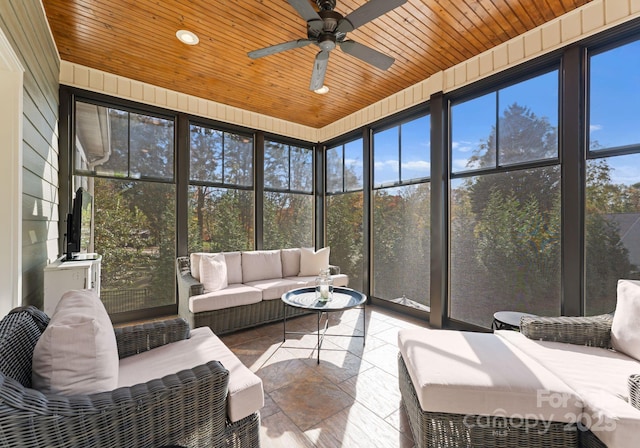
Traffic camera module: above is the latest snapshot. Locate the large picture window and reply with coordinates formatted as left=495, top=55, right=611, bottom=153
left=188, top=123, right=254, bottom=253
left=74, top=101, right=176, bottom=315
left=326, top=138, right=365, bottom=291
left=372, top=114, right=430, bottom=310
left=263, top=140, right=314, bottom=249
left=585, top=38, right=640, bottom=315
left=449, top=70, right=561, bottom=327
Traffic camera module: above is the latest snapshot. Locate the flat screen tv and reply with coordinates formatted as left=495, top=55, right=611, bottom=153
left=64, top=187, right=96, bottom=261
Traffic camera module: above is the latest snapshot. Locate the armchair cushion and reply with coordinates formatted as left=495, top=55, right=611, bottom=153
left=32, top=289, right=118, bottom=395
left=611, top=279, right=640, bottom=361
left=118, top=326, right=264, bottom=423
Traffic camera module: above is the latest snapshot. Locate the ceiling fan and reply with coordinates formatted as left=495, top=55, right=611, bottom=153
left=247, top=0, right=407, bottom=91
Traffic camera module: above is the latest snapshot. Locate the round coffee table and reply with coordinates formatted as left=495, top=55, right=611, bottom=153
left=492, top=311, right=537, bottom=331
left=282, top=286, right=367, bottom=364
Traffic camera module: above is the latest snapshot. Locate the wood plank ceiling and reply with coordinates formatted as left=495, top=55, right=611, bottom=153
left=42, top=0, right=591, bottom=129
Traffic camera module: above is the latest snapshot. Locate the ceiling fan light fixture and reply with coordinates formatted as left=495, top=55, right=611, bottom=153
left=314, top=85, right=330, bottom=94
left=176, top=30, right=199, bottom=45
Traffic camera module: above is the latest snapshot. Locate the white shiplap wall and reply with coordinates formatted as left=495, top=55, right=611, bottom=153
left=59, top=0, right=640, bottom=144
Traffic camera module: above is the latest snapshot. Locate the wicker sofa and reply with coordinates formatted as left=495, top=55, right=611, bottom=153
left=398, top=301, right=640, bottom=448
left=176, top=248, right=349, bottom=335
left=0, top=296, right=262, bottom=448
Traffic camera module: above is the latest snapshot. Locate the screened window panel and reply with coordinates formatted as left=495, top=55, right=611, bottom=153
left=223, top=133, right=253, bottom=186
left=326, top=146, right=343, bottom=194
left=449, top=167, right=561, bottom=328
left=290, top=146, right=313, bottom=192
left=187, top=186, right=254, bottom=253
left=263, top=192, right=313, bottom=250
left=83, top=177, right=176, bottom=314
left=497, top=71, right=559, bottom=165
left=373, top=127, right=399, bottom=187
left=344, top=139, right=363, bottom=191
left=451, top=93, right=496, bottom=173
left=589, top=39, right=640, bottom=151
left=129, top=112, right=174, bottom=180
left=264, top=140, right=288, bottom=190
left=189, top=125, right=223, bottom=183
left=585, top=155, right=640, bottom=315
left=372, top=184, right=430, bottom=310
left=400, top=115, right=430, bottom=182
left=327, top=192, right=364, bottom=292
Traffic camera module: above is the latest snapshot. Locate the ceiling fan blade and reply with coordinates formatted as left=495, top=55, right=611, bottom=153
left=309, top=51, right=330, bottom=91
left=337, top=0, right=407, bottom=33
left=339, top=40, right=394, bottom=70
left=288, top=0, right=324, bottom=32
left=248, top=39, right=313, bottom=59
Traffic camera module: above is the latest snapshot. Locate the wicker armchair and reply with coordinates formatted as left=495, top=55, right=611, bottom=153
left=0, top=306, right=259, bottom=448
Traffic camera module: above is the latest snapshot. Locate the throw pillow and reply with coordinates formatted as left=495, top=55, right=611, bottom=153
left=611, top=279, right=640, bottom=362
left=299, top=247, right=330, bottom=277
left=32, top=289, right=119, bottom=395
left=199, top=253, right=229, bottom=292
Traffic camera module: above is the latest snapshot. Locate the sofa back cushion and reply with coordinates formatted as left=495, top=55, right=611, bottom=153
left=32, top=289, right=119, bottom=395
left=281, top=248, right=301, bottom=277
left=299, top=247, right=330, bottom=276
left=224, top=252, right=243, bottom=284
left=0, top=306, right=49, bottom=388
left=242, top=250, right=283, bottom=283
left=611, top=279, right=640, bottom=361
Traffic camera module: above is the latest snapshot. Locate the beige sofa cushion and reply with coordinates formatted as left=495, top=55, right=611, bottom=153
left=497, top=330, right=640, bottom=448
left=191, top=252, right=243, bottom=284
left=118, top=326, right=263, bottom=423
left=281, top=248, right=301, bottom=277
left=398, top=328, right=582, bottom=422
left=189, top=284, right=262, bottom=313
left=32, top=289, right=119, bottom=395
left=242, top=250, right=282, bottom=283
left=290, top=274, right=349, bottom=288
left=612, top=279, right=640, bottom=362
left=245, top=278, right=306, bottom=301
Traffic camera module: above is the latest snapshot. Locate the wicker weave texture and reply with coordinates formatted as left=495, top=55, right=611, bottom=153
left=520, top=314, right=614, bottom=348
left=0, top=307, right=260, bottom=448
left=398, top=353, right=579, bottom=448
left=177, top=256, right=311, bottom=335
left=628, top=374, right=640, bottom=410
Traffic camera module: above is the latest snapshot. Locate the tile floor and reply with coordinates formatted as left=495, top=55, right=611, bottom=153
left=220, top=305, right=430, bottom=448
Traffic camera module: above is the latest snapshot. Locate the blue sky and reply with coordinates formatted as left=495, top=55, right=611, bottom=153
left=372, top=38, right=639, bottom=188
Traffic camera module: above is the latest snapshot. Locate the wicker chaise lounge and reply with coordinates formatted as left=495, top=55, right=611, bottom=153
left=398, top=307, right=640, bottom=448
left=0, top=303, right=261, bottom=448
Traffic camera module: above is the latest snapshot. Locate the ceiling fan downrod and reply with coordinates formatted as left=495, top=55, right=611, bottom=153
left=316, top=0, right=336, bottom=11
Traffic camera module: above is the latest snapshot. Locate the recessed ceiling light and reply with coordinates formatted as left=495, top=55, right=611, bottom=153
left=314, top=85, right=329, bottom=94
left=176, top=30, right=199, bottom=45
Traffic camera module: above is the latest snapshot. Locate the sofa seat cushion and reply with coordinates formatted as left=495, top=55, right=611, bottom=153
left=118, top=326, right=263, bottom=423
left=245, top=278, right=305, bottom=301
left=398, top=328, right=582, bottom=422
left=497, top=330, right=640, bottom=448
left=189, top=284, right=262, bottom=313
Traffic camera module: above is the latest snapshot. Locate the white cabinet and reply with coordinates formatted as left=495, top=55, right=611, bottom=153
left=44, top=255, right=101, bottom=316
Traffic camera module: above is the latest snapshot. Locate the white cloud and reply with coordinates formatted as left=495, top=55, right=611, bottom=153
left=590, top=124, right=603, bottom=132
left=344, top=158, right=363, bottom=167
left=452, top=140, right=473, bottom=153
left=374, top=160, right=399, bottom=172
left=401, top=160, right=430, bottom=170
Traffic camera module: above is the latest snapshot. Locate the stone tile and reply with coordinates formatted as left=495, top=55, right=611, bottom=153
left=220, top=327, right=262, bottom=348
left=269, top=370, right=355, bottom=431
left=261, top=392, right=281, bottom=420
left=260, top=411, right=315, bottom=448
left=385, top=404, right=414, bottom=438
left=227, top=335, right=283, bottom=372
left=300, top=345, right=374, bottom=384
left=255, top=349, right=317, bottom=393
left=305, top=402, right=414, bottom=448
left=338, top=365, right=402, bottom=420
left=360, top=342, right=401, bottom=377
